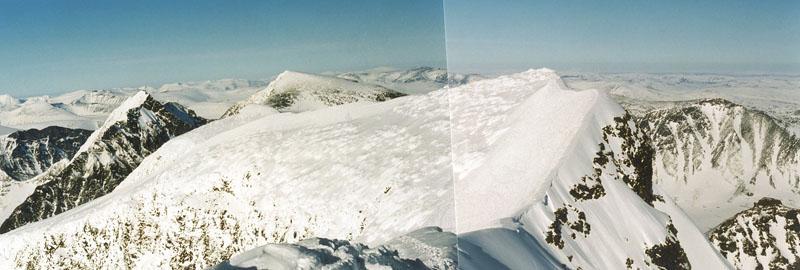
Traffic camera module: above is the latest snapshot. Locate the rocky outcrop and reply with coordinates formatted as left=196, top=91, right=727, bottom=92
left=709, top=198, right=800, bottom=270
left=0, top=127, right=91, bottom=181
left=0, top=92, right=207, bottom=233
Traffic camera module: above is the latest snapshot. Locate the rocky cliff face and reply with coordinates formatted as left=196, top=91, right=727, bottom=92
left=0, top=127, right=91, bottom=181
left=0, top=92, right=207, bottom=233
left=639, top=98, right=800, bottom=230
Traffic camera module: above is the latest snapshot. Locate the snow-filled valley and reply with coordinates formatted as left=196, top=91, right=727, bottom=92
left=0, top=67, right=797, bottom=270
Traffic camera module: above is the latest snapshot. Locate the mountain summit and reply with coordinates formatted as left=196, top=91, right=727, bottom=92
left=221, top=71, right=405, bottom=117
left=0, top=91, right=207, bottom=233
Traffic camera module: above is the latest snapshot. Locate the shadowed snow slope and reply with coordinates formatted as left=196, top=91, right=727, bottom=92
left=222, top=71, right=405, bottom=117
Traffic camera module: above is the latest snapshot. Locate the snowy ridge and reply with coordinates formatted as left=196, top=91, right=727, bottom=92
left=709, top=198, right=800, bottom=269
left=640, top=98, right=800, bottom=231
left=449, top=69, right=730, bottom=269
left=222, top=71, right=405, bottom=117
left=0, top=68, right=739, bottom=269
left=0, top=92, right=208, bottom=233
left=0, top=79, right=454, bottom=268
left=77, top=91, right=150, bottom=153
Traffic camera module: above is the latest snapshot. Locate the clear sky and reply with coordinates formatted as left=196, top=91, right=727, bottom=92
left=0, top=0, right=446, bottom=96
left=444, top=0, right=800, bottom=74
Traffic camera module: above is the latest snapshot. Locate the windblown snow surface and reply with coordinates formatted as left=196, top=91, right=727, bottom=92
left=0, top=69, right=737, bottom=269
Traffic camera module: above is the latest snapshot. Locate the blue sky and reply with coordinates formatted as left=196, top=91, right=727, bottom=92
left=0, top=0, right=446, bottom=96
left=3, top=1, right=799, bottom=96
left=444, top=0, right=800, bottom=74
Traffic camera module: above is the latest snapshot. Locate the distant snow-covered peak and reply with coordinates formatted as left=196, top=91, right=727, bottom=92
left=157, top=78, right=265, bottom=93
left=0, top=95, right=19, bottom=110
left=336, top=66, right=484, bottom=94
left=222, top=70, right=404, bottom=117
left=76, top=90, right=150, bottom=154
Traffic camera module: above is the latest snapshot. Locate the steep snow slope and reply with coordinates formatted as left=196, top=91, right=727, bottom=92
left=0, top=127, right=91, bottom=181
left=336, top=66, right=483, bottom=94
left=0, top=91, right=208, bottom=233
left=222, top=71, right=405, bottom=117
left=709, top=198, right=800, bottom=269
left=639, top=99, right=800, bottom=231
left=449, top=69, right=730, bottom=269
left=0, top=84, right=454, bottom=268
left=0, top=69, right=732, bottom=269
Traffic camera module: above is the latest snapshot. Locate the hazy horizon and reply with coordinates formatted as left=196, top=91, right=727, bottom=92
left=3, top=0, right=799, bottom=97
left=0, top=0, right=447, bottom=97
left=444, top=0, right=800, bottom=75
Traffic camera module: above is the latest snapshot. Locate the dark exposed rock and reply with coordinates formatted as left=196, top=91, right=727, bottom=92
left=645, top=221, right=691, bottom=270
left=639, top=98, right=800, bottom=194
left=1, top=127, right=91, bottom=181
left=709, top=197, right=800, bottom=269
left=603, top=113, right=659, bottom=205
left=0, top=93, right=207, bottom=233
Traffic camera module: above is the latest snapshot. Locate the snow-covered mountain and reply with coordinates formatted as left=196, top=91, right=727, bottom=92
left=449, top=69, right=729, bottom=269
left=638, top=98, right=800, bottom=231
left=0, top=91, right=208, bottom=234
left=0, top=90, right=129, bottom=131
left=562, top=72, right=800, bottom=135
left=0, top=69, right=736, bottom=269
left=153, top=78, right=268, bottom=119
left=708, top=197, right=800, bottom=269
left=0, top=95, right=21, bottom=111
left=0, top=79, right=266, bottom=131
left=222, top=71, right=406, bottom=117
left=0, top=127, right=91, bottom=181
left=336, top=66, right=483, bottom=94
